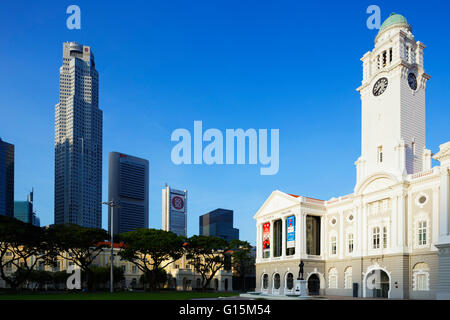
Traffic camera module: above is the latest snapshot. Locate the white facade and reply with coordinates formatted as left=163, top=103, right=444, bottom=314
left=254, top=14, right=450, bottom=299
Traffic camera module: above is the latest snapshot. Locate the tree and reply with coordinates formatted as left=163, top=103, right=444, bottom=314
left=229, top=240, right=255, bottom=292
left=139, top=268, right=167, bottom=290
left=86, top=265, right=125, bottom=291
left=118, top=229, right=184, bottom=291
left=185, top=235, right=230, bottom=290
left=48, top=224, right=109, bottom=291
left=0, top=215, right=55, bottom=290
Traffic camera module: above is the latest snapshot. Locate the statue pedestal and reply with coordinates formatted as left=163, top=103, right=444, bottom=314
left=293, top=279, right=308, bottom=296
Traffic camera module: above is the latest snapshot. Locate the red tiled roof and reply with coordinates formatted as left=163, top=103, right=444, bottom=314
left=96, top=241, right=128, bottom=249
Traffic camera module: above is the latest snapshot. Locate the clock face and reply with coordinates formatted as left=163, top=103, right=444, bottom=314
left=373, top=77, right=388, bottom=96
left=408, top=73, right=417, bottom=90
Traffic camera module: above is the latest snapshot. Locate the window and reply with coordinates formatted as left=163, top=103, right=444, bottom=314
left=286, top=273, right=294, bottom=290
left=273, top=220, right=282, bottom=258
left=416, top=274, right=427, bottom=291
left=273, top=273, right=281, bottom=290
left=383, top=226, right=388, bottom=249
left=330, top=236, right=337, bottom=255
left=418, top=221, right=427, bottom=246
left=348, top=233, right=354, bottom=254
left=344, top=267, right=353, bottom=289
left=328, top=268, right=338, bottom=289
left=262, top=274, right=269, bottom=290
left=373, top=227, right=380, bottom=249
left=413, top=263, right=430, bottom=291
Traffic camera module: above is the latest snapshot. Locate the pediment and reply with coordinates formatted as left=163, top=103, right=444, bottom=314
left=254, top=190, right=300, bottom=219
left=355, top=172, right=398, bottom=195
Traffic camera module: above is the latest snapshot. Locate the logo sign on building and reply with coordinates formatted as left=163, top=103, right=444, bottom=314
left=286, top=216, right=295, bottom=248
left=170, top=189, right=186, bottom=212
left=262, top=222, right=270, bottom=252
left=171, top=194, right=185, bottom=212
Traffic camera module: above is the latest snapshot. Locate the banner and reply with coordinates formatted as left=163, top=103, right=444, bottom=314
left=262, top=222, right=270, bottom=252
left=286, top=216, right=295, bottom=248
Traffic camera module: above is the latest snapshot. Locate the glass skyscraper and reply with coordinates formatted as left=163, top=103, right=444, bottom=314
left=108, top=152, right=149, bottom=234
left=0, top=138, right=14, bottom=217
left=199, top=208, right=239, bottom=241
left=14, top=190, right=40, bottom=226
left=54, top=42, right=102, bottom=228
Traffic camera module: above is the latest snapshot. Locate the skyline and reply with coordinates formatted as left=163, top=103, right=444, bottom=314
left=1, top=1, right=450, bottom=245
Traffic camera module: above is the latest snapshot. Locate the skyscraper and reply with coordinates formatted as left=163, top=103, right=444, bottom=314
left=0, top=138, right=14, bottom=217
left=199, top=209, right=239, bottom=241
left=108, top=152, right=149, bottom=235
left=54, top=42, right=102, bottom=228
left=162, top=185, right=187, bottom=236
left=14, top=189, right=40, bottom=226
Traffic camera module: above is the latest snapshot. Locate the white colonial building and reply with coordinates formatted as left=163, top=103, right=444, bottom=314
left=254, top=13, right=450, bottom=299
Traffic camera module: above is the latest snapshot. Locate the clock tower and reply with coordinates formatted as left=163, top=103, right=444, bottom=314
left=355, top=13, right=431, bottom=184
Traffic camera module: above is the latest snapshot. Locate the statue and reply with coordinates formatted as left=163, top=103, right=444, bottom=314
left=298, top=260, right=304, bottom=280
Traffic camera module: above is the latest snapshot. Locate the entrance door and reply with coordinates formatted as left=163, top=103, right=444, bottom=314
left=366, top=269, right=389, bottom=298
left=308, top=274, right=320, bottom=295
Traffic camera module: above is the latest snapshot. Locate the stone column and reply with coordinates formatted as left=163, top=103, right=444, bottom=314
left=302, top=214, right=307, bottom=255
left=397, top=192, right=406, bottom=251
left=282, top=217, right=286, bottom=258
left=269, top=220, right=274, bottom=259
left=362, top=204, right=368, bottom=256
left=295, top=211, right=302, bottom=258
left=339, top=210, right=344, bottom=259
left=433, top=141, right=450, bottom=299
left=433, top=187, right=440, bottom=249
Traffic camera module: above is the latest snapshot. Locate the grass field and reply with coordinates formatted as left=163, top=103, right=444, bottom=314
left=0, top=291, right=239, bottom=300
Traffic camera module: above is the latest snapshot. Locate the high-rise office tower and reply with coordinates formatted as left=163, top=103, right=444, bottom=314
left=0, top=138, right=14, bottom=217
left=54, top=42, right=102, bottom=228
left=108, top=152, right=149, bottom=235
left=14, top=189, right=40, bottom=226
left=162, top=185, right=187, bottom=236
left=199, top=208, right=239, bottom=241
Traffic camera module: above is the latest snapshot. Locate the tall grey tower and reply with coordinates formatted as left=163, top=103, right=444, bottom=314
left=108, top=152, right=149, bottom=235
left=54, top=42, right=103, bottom=228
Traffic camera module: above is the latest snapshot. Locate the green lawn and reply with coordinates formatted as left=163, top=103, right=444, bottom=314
left=0, top=291, right=239, bottom=300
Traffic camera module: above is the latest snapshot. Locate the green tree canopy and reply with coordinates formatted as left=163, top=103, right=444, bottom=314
left=0, top=215, right=55, bottom=289
left=47, top=224, right=109, bottom=290
left=118, top=228, right=185, bottom=290
left=185, top=235, right=230, bottom=290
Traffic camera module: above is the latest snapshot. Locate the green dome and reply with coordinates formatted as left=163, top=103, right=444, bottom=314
left=379, top=13, right=410, bottom=32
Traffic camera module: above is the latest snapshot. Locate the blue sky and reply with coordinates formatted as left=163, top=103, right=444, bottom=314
left=1, top=0, right=449, bottom=245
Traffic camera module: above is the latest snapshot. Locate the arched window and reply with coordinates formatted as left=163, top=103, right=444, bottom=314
left=328, top=268, right=338, bottom=289
left=273, top=273, right=281, bottom=290
left=286, top=273, right=294, bottom=290
left=262, top=274, right=269, bottom=290
left=413, top=263, right=430, bottom=291
left=344, top=267, right=353, bottom=289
